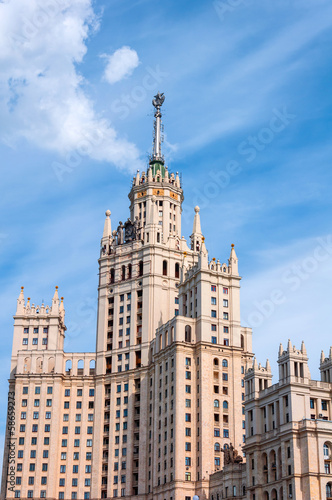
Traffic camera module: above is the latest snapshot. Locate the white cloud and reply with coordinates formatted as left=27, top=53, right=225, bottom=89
left=103, top=46, right=140, bottom=84
left=0, top=0, right=142, bottom=170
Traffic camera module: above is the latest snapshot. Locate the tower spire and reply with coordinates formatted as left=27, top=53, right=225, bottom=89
left=150, top=92, right=165, bottom=166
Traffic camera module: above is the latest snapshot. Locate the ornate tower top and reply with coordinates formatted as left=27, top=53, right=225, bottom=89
left=150, top=92, right=165, bottom=171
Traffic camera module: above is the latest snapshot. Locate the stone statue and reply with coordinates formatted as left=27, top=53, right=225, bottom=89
left=117, top=221, right=124, bottom=245
left=124, top=218, right=135, bottom=242
left=221, top=443, right=243, bottom=465
left=133, top=216, right=140, bottom=239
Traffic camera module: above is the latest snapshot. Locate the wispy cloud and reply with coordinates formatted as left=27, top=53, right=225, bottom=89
left=0, top=0, right=142, bottom=170
left=102, top=46, right=140, bottom=84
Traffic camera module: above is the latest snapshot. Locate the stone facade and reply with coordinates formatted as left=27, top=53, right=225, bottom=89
left=208, top=341, right=332, bottom=500
left=1, top=97, right=253, bottom=500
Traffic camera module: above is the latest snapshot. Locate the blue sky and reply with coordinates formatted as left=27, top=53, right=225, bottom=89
left=1, top=0, right=332, bottom=465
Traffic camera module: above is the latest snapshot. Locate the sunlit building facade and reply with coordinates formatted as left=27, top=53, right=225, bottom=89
left=1, top=94, right=253, bottom=500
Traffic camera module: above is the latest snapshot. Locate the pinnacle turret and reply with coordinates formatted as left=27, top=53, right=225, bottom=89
left=228, top=243, right=239, bottom=275
left=16, top=286, right=25, bottom=314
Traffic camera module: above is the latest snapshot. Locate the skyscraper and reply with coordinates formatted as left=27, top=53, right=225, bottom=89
left=1, top=93, right=253, bottom=500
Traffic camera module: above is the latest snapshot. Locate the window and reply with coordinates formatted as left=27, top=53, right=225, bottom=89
left=211, top=285, right=216, bottom=292
left=223, top=401, right=229, bottom=409
left=223, top=429, right=229, bottom=438
left=214, top=399, right=219, bottom=408
left=324, top=443, right=330, bottom=458
left=223, top=287, right=228, bottom=294
left=322, top=400, right=328, bottom=411
left=185, top=472, right=191, bottom=481
left=211, top=310, right=217, bottom=318
left=64, top=389, right=70, bottom=397
left=224, top=326, right=229, bottom=333
left=211, top=336, right=217, bottom=344
left=223, top=312, right=229, bottom=320
left=185, top=385, right=191, bottom=393
left=222, top=359, right=228, bottom=368
left=211, top=297, right=217, bottom=305
left=163, top=260, right=167, bottom=276
left=223, top=299, right=228, bottom=307
left=22, top=338, right=28, bottom=345
left=175, top=263, right=180, bottom=279
left=211, top=324, right=217, bottom=331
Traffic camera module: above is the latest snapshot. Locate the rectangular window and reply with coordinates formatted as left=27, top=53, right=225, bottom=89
left=211, top=285, right=216, bottom=292
left=223, top=299, right=228, bottom=307
left=211, top=336, right=217, bottom=344
left=223, top=287, right=228, bottom=294
left=223, top=312, right=229, bottom=320
left=211, top=297, right=217, bottom=305
left=211, top=310, right=217, bottom=318
left=211, top=324, right=217, bottom=331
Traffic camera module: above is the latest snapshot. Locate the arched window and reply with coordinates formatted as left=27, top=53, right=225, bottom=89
left=326, top=482, right=332, bottom=499
left=223, top=401, right=228, bottom=409
left=110, top=268, right=115, bottom=284
left=214, top=358, right=219, bottom=366
left=185, top=325, right=191, bottom=343
left=89, top=359, right=96, bottom=375
left=214, top=443, right=220, bottom=452
left=77, top=359, right=84, bottom=375
left=121, top=265, right=126, bottom=281
left=324, top=443, right=330, bottom=458
left=222, top=359, right=228, bottom=368
left=214, top=399, right=219, bottom=408
left=163, top=260, right=167, bottom=276
left=128, top=264, right=132, bottom=280
left=139, top=261, right=143, bottom=277
left=175, top=262, right=180, bottom=279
